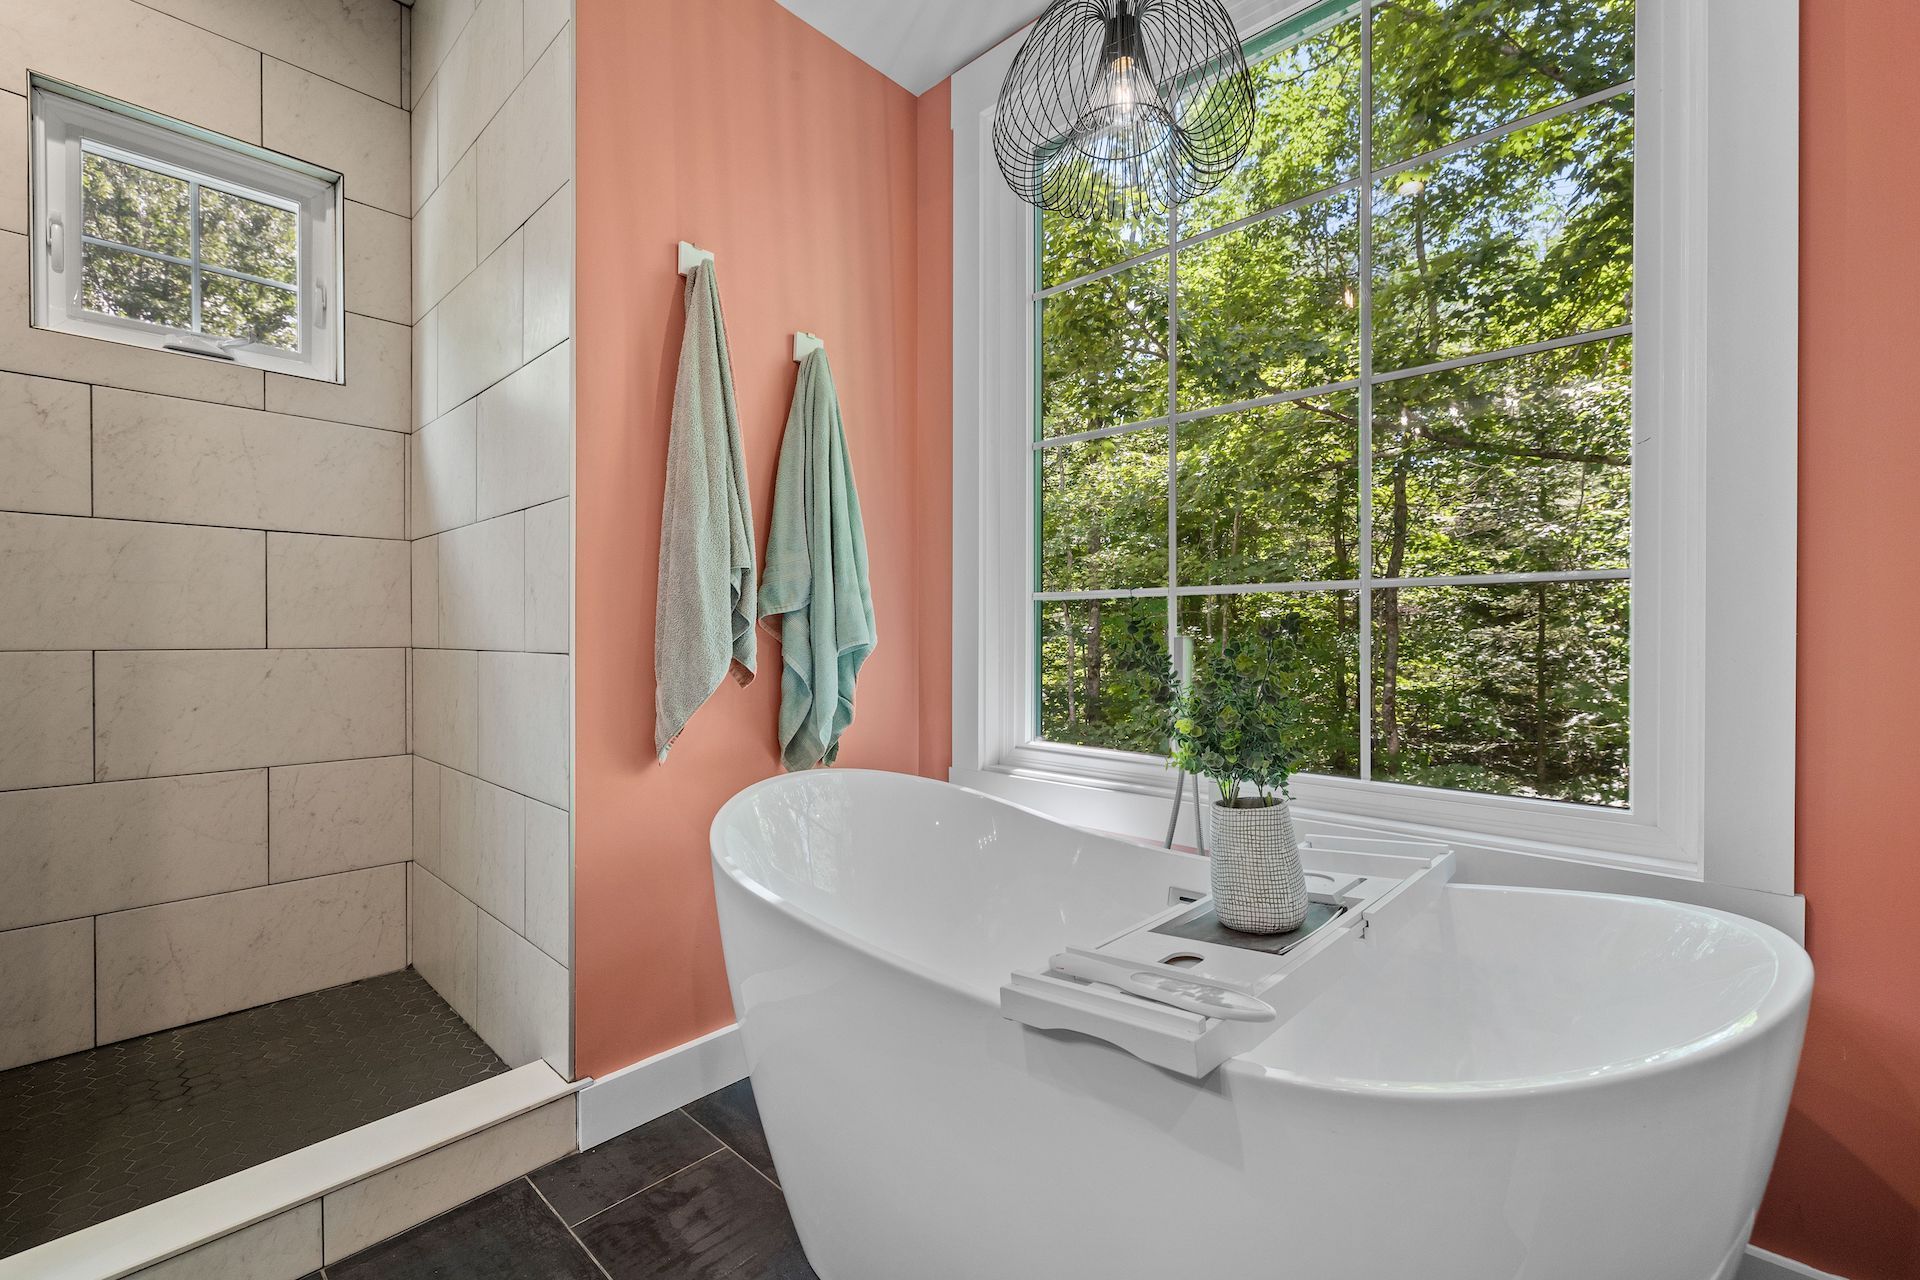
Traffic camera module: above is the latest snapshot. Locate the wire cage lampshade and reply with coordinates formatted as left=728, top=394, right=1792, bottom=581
left=993, top=0, right=1256, bottom=223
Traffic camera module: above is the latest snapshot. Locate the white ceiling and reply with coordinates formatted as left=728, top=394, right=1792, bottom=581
left=774, top=0, right=1046, bottom=95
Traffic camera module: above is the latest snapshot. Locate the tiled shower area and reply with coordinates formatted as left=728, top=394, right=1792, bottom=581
left=0, top=0, right=576, bottom=1267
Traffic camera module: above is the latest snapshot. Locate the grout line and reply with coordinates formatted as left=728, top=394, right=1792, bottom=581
left=566, top=1148, right=730, bottom=1233
left=525, top=1176, right=615, bottom=1280
left=680, top=1109, right=782, bottom=1194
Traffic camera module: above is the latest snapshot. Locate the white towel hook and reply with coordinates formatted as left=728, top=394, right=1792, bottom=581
left=793, top=331, right=823, bottom=362
left=677, top=241, right=714, bottom=276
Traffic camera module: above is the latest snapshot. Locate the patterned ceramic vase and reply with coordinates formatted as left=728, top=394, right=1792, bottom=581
left=1208, top=797, right=1308, bottom=934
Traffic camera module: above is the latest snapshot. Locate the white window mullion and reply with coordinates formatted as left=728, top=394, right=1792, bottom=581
left=1356, top=0, right=1376, bottom=782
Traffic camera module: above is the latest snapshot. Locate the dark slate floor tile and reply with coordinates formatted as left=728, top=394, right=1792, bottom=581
left=328, top=1180, right=601, bottom=1280
left=575, top=1151, right=817, bottom=1280
left=683, top=1080, right=778, bottom=1184
left=532, top=1109, right=722, bottom=1226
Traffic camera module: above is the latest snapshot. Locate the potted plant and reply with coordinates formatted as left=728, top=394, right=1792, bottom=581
left=1168, top=634, right=1308, bottom=934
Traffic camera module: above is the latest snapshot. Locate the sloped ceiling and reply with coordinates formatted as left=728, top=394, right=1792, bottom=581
left=773, top=0, right=1045, bottom=94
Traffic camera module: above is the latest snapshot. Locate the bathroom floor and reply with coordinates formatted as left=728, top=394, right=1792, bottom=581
left=0, top=969, right=506, bottom=1258
left=320, top=1079, right=817, bottom=1279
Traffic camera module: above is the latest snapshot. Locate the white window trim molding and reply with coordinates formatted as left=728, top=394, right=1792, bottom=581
left=28, top=75, right=344, bottom=383
left=950, top=0, right=1800, bottom=925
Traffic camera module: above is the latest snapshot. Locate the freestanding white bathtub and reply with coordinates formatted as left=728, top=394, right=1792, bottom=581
left=711, top=771, right=1811, bottom=1280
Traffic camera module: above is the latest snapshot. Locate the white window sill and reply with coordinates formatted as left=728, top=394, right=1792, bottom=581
left=951, top=754, right=1806, bottom=944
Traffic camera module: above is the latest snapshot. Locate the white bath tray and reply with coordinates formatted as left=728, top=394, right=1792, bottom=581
left=1000, top=837, right=1455, bottom=1077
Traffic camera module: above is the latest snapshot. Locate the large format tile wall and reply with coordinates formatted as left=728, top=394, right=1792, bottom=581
left=0, top=0, right=414, bottom=1070
left=407, top=0, right=574, bottom=1077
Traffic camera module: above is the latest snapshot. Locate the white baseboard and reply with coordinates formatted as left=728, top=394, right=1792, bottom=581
left=575, top=1024, right=747, bottom=1150
left=1743, top=1246, right=1847, bottom=1279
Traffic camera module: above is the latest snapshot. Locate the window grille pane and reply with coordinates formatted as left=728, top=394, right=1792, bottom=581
left=1041, top=207, right=1167, bottom=292
left=1175, top=189, right=1360, bottom=412
left=1370, top=579, right=1628, bottom=805
left=1040, top=431, right=1169, bottom=593
left=1370, top=0, right=1635, bottom=168
left=1180, top=9, right=1362, bottom=239
left=200, top=272, right=300, bottom=351
left=1176, top=396, right=1359, bottom=586
left=81, top=243, right=191, bottom=328
left=1372, top=337, right=1630, bottom=577
left=1040, top=258, right=1169, bottom=437
left=198, top=187, right=298, bottom=285
left=82, top=151, right=191, bottom=258
left=1178, top=591, right=1361, bottom=778
left=1371, top=96, right=1632, bottom=371
left=1037, top=598, right=1170, bottom=752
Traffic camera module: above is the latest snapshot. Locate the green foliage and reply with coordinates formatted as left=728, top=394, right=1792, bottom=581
left=1035, top=0, right=1635, bottom=809
left=1169, top=632, right=1309, bottom=806
left=79, top=149, right=301, bottom=351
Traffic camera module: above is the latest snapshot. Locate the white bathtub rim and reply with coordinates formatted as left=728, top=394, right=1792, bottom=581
left=711, top=770, right=1813, bottom=1102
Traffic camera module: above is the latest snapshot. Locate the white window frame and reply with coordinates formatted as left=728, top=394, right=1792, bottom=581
left=951, top=0, right=1801, bottom=929
left=28, top=76, right=344, bottom=383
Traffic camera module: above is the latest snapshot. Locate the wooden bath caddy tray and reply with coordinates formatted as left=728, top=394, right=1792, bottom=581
left=1000, top=836, right=1455, bottom=1077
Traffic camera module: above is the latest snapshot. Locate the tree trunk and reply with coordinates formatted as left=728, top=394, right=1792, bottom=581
left=1380, top=460, right=1410, bottom=760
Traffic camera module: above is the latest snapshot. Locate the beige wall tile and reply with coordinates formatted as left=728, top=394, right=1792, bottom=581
left=262, top=58, right=409, bottom=215
left=411, top=647, right=478, bottom=773
left=0, top=652, right=92, bottom=792
left=0, top=918, right=93, bottom=1070
left=410, top=0, right=478, bottom=106
left=0, top=771, right=267, bottom=932
left=414, top=149, right=477, bottom=320
left=439, top=232, right=523, bottom=409
left=0, top=88, right=25, bottom=236
left=409, top=397, right=478, bottom=538
left=0, top=0, right=261, bottom=140
left=0, top=233, right=264, bottom=408
left=412, top=536, right=442, bottom=646
left=411, top=755, right=442, bottom=864
left=345, top=201, right=412, bottom=326
left=476, top=28, right=570, bottom=257
left=523, top=498, right=568, bottom=654
left=477, top=913, right=569, bottom=1072
left=131, top=1200, right=321, bottom=1280
left=150, top=0, right=403, bottom=105
left=411, top=75, right=441, bottom=213
left=437, top=0, right=522, bottom=170
left=269, top=755, right=411, bottom=882
left=413, top=307, right=439, bottom=430
left=267, top=533, right=409, bottom=648
left=322, top=1096, right=574, bottom=1262
left=95, top=649, right=407, bottom=781
left=523, top=798, right=567, bottom=964
left=96, top=863, right=406, bottom=1042
left=438, top=512, right=525, bottom=650
left=477, top=650, right=567, bottom=808
left=94, top=389, right=404, bottom=538
left=522, top=183, right=572, bottom=363
left=0, top=512, right=264, bottom=650
left=522, top=0, right=568, bottom=71
left=409, top=861, right=477, bottom=1025
left=266, top=313, right=412, bottom=435
left=426, top=765, right=524, bottom=931
left=476, top=340, right=569, bottom=519
left=0, top=371, right=90, bottom=516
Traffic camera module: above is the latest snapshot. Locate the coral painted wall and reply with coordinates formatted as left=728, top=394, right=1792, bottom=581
left=572, top=0, right=953, bottom=1081
left=1755, top=1, right=1920, bottom=1276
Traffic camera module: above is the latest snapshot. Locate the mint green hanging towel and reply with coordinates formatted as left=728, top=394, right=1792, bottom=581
left=759, top=347, right=876, bottom=771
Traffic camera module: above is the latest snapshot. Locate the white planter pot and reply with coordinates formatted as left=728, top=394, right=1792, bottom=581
left=1208, top=797, right=1308, bottom=934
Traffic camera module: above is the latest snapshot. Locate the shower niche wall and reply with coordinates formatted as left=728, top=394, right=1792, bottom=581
left=0, top=0, right=577, bottom=1264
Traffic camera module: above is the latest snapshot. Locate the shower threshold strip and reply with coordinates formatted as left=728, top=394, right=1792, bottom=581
left=0, top=1063, right=582, bottom=1280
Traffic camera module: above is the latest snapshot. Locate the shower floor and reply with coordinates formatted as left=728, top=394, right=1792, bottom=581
left=0, top=968, right=507, bottom=1259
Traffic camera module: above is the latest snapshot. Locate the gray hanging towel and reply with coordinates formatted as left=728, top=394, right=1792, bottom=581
left=654, top=259, right=757, bottom=761
left=759, top=347, right=876, bottom=770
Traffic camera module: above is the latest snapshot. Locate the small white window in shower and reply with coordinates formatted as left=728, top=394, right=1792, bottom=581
left=28, top=76, right=343, bottom=382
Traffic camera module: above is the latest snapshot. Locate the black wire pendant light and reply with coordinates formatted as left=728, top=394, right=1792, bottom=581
left=993, top=0, right=1256, bottom=223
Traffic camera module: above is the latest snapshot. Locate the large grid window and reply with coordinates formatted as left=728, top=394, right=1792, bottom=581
left=1034, top=0, right=1634, bottom=807
left=30, top=77, right=342, bottom=381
